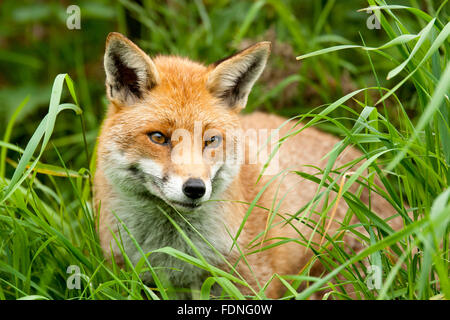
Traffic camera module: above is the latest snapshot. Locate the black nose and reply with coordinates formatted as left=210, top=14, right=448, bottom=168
left=182, top=178, right=206, bottom=199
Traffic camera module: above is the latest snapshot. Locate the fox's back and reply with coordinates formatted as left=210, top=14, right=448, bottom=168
left=239, top=111, right=360, bottom=214
left=237, top=112, right=399, bottom=292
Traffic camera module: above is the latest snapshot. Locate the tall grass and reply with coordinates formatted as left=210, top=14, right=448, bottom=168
left=0, top=0, right=448, bottom=300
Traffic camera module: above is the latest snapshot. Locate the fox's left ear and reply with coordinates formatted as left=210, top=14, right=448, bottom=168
left=207, top=42, right=271, bottom=110
left=104, top=32, right=160, bottom=106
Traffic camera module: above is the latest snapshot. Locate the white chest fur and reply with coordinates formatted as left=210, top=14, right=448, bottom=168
left=109, top=195, right=236, bottom=288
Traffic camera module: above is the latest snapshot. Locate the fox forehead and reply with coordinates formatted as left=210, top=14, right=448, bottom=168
left=144, top=55, right=219, bottom=113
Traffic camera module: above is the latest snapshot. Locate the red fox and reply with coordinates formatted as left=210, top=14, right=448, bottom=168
left=95, top=32, right=399, bottom=299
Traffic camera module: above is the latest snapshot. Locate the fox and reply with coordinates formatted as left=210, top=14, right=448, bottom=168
left=95, top=32, right=400, bottom=299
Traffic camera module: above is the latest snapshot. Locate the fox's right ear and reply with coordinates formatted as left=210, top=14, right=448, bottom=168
left=104, top=32, right=160, bottom=106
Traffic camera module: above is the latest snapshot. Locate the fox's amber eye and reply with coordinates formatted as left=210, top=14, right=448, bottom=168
left=148, top=132, right=168, bottom=145
left=204, top=135, right=222, bottom=148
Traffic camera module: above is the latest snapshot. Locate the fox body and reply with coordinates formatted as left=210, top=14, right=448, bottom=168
left=95, top=33, right=397, bottom=298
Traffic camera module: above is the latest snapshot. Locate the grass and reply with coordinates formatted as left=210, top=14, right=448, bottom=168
left=0, top=0, right=449, bottom=300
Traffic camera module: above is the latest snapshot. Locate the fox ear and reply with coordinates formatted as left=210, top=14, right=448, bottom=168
left=104, top=32, right=160, bottom=106
left=207, top=42, right=271, bottom=110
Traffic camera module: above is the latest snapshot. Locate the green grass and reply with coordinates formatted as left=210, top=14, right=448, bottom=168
left=0, top=0, right=449, bottom=300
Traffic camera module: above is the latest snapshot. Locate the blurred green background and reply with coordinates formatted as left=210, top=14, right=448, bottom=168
left=0, top=0, right=446, bottom=174
left=0, top=0, right=449, bottom=300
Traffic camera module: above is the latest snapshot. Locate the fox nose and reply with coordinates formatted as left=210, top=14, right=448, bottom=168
left=182, top=178, right=206, bottom=199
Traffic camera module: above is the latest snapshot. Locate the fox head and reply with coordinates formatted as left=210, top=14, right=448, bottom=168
left=99, top=32, right=270, bottom=212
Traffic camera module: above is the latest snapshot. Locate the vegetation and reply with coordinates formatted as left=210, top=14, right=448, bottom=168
left=0, top=0, right=448, bottom=300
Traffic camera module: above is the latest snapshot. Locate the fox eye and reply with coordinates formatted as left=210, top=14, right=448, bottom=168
left=148, top=132, right=168, bottom=145
left=204, top=135, right=222, bottom=149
